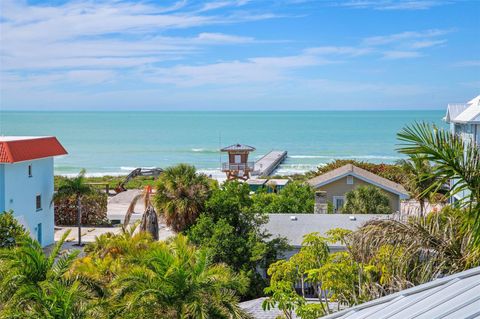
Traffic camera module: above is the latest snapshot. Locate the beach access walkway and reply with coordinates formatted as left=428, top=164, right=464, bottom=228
left=253, top=150, right=287, bottom=176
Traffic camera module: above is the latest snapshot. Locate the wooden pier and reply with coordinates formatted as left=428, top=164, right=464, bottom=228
left=253, top=150, right=288, bottom=176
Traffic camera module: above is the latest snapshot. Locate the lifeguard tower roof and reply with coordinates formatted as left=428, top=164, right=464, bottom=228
left=221, top=144, right=256, bottom=152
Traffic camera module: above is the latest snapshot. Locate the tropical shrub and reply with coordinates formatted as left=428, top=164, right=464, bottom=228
left=153, top=164, right=211, bottom=232
left=397, top=122, right=480, bottom=240
left=75, top=229, right=250, bottom=319
left=110, top=235, right=250, bottom=319
left=0, top=225, right=250, bottom=318
left=55, top=175, right=156, bottom=192
left=187, top=181, right=289, bottom=298
left=0, top=231, right=103, bottom=318
left=262, top=206, right=480, bottom=318
left=0, top=211, right=27, bottom=248
left=54, top=191, right=108, bottom=226
left=343, top=185, right=392, bottom=214
left=251, top=182, right=315, bottom=214
left=397, top=155, right=444, bottom=215
left=263, top=232, right=331, bottom=317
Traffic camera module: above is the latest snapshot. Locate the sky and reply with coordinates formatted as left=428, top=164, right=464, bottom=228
left=0, top=0, right=479, bottom=111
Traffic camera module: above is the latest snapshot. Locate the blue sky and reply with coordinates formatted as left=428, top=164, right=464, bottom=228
left=0, top=0, right=479, bottom=110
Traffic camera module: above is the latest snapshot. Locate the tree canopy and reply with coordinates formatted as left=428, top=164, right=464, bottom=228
left=343, top=185, right=392, bottom=214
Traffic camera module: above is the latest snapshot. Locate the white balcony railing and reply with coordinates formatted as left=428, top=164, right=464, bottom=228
left=222, top=162, right=254, bottom=171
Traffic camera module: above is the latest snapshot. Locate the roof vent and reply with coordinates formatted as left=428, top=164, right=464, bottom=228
left=349, top=215, right=356, bottom=221
left=290, top=216, right=297, bottom=221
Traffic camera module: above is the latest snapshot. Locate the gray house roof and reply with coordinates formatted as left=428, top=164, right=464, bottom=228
left=221, top=144, right=256, bottom=152
left=307, top=164, right=409, bottom=198
left=322, top=266, right=480, bottom=319
left=264, top=214, right=391, bottom=248
left=239, top=297, right=322, bottom=319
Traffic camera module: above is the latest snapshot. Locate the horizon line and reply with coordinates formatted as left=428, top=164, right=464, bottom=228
left=0, top=108, right=445, bottom=112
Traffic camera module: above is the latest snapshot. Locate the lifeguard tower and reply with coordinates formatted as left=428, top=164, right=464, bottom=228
left=221, top=144, right=256, bottom=180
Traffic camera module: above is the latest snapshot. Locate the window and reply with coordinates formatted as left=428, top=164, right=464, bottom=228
left=36, top=195, right=42, bottom=211
left=347, top=176, right=353, bottom=185
left=234, top=155, right=242, bottom=164
left=333, top=196, right=345, bottom=213
left=28, top=165, right=32, bottom=177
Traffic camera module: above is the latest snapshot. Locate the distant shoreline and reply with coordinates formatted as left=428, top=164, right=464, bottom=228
left=1, top=109, right=445, bottom=113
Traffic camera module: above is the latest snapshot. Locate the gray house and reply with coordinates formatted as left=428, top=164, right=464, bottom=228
left=307, top=164, right=409, bottom=214
left=264, top=213, right=391, bottom=258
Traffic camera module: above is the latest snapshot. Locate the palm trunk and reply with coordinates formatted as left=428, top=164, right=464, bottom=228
left=323, top=289, right=331, bottom=314
left=419, top=199, right=425, bottom=217
left=77, top=195, right=82, bottom=246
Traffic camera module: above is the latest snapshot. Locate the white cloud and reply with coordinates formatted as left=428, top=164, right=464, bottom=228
left=0, top=0, right=460, bottom=109
left=65, top=70, right=116, bottom=84
left=0, top=0, right=279, bottom=73
left=304, top=46, right=371, bottom=56
left=410, top=39, right=447, bottom=49
left=195, top=32, right=255, bottom=43
left=198, top=0, right=251, bottom=12
left=361, top=29, right=450, bottom=59
left=338, top=0, right=454, bottom=11
left=363, top=29, right=450, bottom=46
left=382, top=50, right=423, bottom=59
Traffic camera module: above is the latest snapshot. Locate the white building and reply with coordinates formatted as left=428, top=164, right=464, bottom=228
left=445, top=95, right=480, bottom=202
left=445, top=95, right=480, bottom=146
left=0, top=136, right=67, bottom=247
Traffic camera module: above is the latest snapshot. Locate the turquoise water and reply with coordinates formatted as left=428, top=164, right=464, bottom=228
left=0, top=111, right=445, bottom=177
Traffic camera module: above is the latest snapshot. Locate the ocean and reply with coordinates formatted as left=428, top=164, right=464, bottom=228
left=0, top=111, right=446, bottom=177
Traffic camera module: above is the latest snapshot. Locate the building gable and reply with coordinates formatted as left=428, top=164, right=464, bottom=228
left=308, top=164, right=409, bottom=199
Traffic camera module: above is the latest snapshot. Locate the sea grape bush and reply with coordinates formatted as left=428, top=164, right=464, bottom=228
left=54, top=192, right=108, bottom=226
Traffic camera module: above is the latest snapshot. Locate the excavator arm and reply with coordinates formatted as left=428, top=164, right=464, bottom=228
left=115, top=167, right=163, bottom=193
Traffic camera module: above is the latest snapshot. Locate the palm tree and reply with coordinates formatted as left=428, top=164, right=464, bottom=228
left=397, top=122, right=480, bottom=238
left=52, top=169, right=96, bottom=246
left=343, top=185, right=391, bottom=214
left=123, top=186, right=159, bottom=240
left=112, top=235, right=250, bottom=319
left=349, top=207, right=480, bottom=291
left=0, top=231, right=103, bottom=318
left=397, top=155, right=441, bottom=215
left=153, top=164, right=211, bottom=232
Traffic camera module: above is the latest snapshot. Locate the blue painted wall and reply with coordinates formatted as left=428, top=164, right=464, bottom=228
left=0, top=165, right=4, bottom=211
left=1, top=157, right=55, bottom=247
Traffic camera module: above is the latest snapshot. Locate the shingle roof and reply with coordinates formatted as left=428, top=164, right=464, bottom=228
left=264, top=214, right=391, bottom=247
left=0, top=136, right=67, bottom=163
left=221, top=144, right=256, bottom=152
left=322, top=266, right=480, bottom=319
left=307, top=164, right=409, bottom=198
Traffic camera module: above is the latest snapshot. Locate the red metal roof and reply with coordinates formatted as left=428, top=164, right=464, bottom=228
left=0, top=137, right=68, bottom=163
